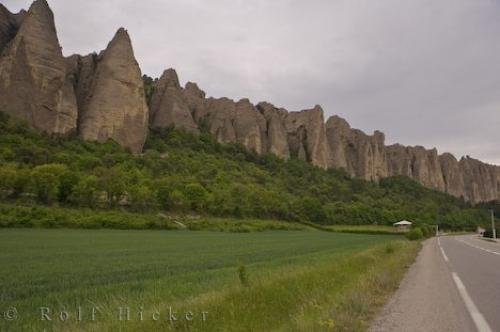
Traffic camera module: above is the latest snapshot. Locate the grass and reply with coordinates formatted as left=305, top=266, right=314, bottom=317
left=323, top=224, right=401, bottom=235
left=0, top=228, right=418, bottom=331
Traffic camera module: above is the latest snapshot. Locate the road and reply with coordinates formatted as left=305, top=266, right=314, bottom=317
left=370, top=235, right=500, bottom=332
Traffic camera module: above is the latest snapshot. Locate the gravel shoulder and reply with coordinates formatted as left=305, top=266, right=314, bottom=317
left=369, top=238, right=475, bottom=332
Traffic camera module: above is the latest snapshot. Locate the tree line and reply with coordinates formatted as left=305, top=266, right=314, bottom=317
left=0, top=112, right=493, bottom=229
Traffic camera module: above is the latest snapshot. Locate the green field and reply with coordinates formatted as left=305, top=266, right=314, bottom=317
left=324, top=224, right=402, bottom=235
left=0, top=229, right=418, bottom=331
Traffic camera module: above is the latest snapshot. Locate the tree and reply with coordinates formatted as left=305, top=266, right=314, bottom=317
left=0, top=164, right=17, bottom=198
left=96, top=167, right=127, bottom=206
left=183, top=183, right=209, bottom=211
left=58, top=171, right=79, bottom=203
left=129, top=183, right=154, bottom=212
left=30, top=164, right=68, bottom=204
left=72, top=175, right=99, bottom=207
left=301, top=197, right=327, bottom=223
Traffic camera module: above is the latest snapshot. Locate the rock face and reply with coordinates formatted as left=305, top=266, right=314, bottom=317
left=0, top=0, right=78, bottom=134
left=459, top=157, right=499, bottom=203
left=283, top=105, right=330, bottom=168
left=196, top=97, right=267, bottom=154
left=0, top=5, right=25, bottom=53
left=65, top=53, right=98, bottom=114
left=439, top=153, right=465, bottom=198
left=326, top=115, right=387, bottom=180
left=147, top=68, right=499, bottom=202
left=1, top=0, right=498, bottom=202
left=77, top=28, right=148, bottom=153
left=256, top=102, right=290, bottom=159
left=149, top=69, right=198, bottom=133
left=325, top=115, right=498, bottom=202
left=387, top=145, right=445, bottom=191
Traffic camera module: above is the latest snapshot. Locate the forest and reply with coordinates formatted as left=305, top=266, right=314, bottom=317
left=0, top=111, right=492, bottom=230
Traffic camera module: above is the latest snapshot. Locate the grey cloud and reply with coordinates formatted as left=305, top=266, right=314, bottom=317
left=3, top=0, right=499, bottom=164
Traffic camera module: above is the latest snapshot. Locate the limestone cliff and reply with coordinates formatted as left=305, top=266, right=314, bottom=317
left=149, top=68, right=198, bottom=133
left=196, top=97, right=267, bottom=154
left=283, top=105, right=329, bottom=168
left=458, top=157, right=499, bottom=203
left=0, top=4, right=25, bottom=53
left=0, top=0, right=77, bottom=134
left=387, top=145, right=446, bottom=191
left=439, top=153, right=466, bottom=198
left=256, top=102, right=290, bottom=159
left=326, top=115, right=387, bottom=180
left=1, top=0, right=498, bottom=203
left=77, top=28, right=149, bottom=153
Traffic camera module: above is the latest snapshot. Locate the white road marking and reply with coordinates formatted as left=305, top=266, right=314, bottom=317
left=452, top=273, right=492, bottom=332
left=440, top=247, right=449, bottom=262
left=456, top=238, right=500, bottom=256
left=437, top=237, right=449, bottom=262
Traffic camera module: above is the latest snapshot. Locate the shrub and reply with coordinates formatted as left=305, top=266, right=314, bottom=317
left=237, top=264, right=249, bottom=287
left=419, top=225, right=430, bottom=238
left=406, top=228, right=423, bottom=241
left=72, top=175, right=99, bottom=207
left=30, top=164, right=68, bottom=204
left=183, top=183, right=209, bottom=211
left=385, top=243, right=396, bottom=254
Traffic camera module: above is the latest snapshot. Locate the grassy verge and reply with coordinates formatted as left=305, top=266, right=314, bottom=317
left=0, top=229, right=415, bottom=331
left=147, top=241, right=419, bottom=332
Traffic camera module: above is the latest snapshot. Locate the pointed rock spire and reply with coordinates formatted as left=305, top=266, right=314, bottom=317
left=149, top=68, right=199, bottom=133
left=78, top=28, right=149, bottom=153
left=0, top=0, right=77, bottom=134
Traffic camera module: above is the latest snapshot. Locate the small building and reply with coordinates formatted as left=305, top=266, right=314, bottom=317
left=393, top=220, right=412, bottom=232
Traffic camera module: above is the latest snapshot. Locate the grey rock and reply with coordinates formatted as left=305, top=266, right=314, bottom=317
left=149, top=68, right=198, bottom=133
left=284, top=105, right=329, bottom=168
left=78, top=28, right=148, bottom=153
left=0, top=0, right=77, bottom=134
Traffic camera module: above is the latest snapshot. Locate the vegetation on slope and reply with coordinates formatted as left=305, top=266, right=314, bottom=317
left=0, top=112, right=492, bottom=230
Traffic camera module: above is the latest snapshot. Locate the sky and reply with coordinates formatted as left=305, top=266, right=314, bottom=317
left=4, top=0, right=500, bottom=164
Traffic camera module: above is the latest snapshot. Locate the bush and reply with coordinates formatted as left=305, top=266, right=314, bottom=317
left=385, top=243, right=396, bottom=254
left=30, top=164, right=68, bottom=204
left=237, top=264, right=249, bottom=287
left=406, top=228, right=423, bottom=241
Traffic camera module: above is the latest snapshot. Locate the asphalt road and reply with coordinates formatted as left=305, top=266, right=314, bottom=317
left=370, top=235, right=500, bottom=332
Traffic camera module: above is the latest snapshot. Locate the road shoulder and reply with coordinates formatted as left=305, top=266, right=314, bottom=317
left=369, top=238, right=475, bottom=332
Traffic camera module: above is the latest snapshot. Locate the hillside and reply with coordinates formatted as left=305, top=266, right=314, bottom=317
left=0, top=112, right=491, bottom=230
left=0, top=0, right=498, bottom=203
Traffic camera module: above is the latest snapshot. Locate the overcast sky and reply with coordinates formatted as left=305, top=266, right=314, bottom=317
left=4, top=0, right=500, bottom=164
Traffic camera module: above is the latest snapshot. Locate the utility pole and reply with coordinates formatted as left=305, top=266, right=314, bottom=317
left=491, top=210, right=496, bottom=241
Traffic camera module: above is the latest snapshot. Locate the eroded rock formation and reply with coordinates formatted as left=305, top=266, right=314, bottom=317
left=0, top=4, right=25, bottom=53
left=77, top=28, right=148, bottom=153
left=326, top=115, right=387, bottom=181
left=283, top=105, right=329, bottom=168
left=1, top=0, right=498, bottom=202
left=0, top=0, right=77, bottom=134
left=256, top=102, right=290, bottom=159
left=149, top=68, right=198, bottom=133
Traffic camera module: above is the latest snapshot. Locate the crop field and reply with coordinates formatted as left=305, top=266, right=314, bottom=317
left=0, top=229, right=418, bottom=331
left=324, top=224, right=402, bottom=235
